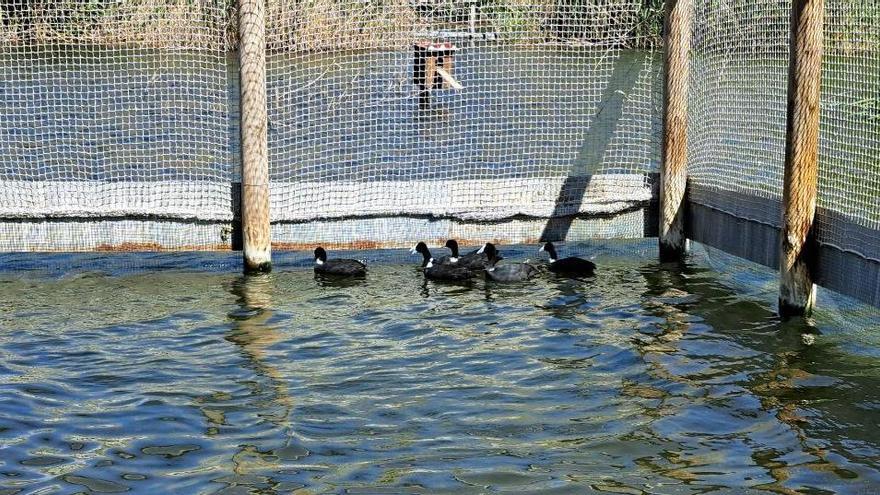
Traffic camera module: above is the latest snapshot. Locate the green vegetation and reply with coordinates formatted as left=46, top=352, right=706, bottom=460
left=633, top=0, right=663, bottom=48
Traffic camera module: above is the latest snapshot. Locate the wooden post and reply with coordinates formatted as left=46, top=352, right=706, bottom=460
left=659, top=0, right=693, bottom=262
left=779, top=0, right=823, bottom=316
left=238, top=0, right=271, bottom=273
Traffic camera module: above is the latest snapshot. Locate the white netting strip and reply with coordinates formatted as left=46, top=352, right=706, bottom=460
left=265, top=0, right=659, bottom=226
left=0, top=0, right=232, bottom=222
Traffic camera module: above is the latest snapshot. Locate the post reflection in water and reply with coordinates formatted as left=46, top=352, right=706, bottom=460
left=630, top=261, right=873, bottom=491
left=215, top=274, right=309, bottom=483
left=226, top=274, right=292, bottom=422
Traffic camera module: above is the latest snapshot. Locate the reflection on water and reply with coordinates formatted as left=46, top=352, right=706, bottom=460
left=0, top=245, right=878, bottom=493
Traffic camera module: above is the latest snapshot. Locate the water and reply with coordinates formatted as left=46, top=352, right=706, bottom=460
left=1, top=243, right=879, bottom=494
left=0, top=46, right=661, bottom=183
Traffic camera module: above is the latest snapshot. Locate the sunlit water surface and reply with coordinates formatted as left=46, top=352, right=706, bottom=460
left=1, top=243, right=878, bottom=494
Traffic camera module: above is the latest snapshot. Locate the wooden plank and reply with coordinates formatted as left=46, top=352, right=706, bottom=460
left=436, top=66, right=463, bottom=90
left=424, top=55, right=437, bottom=91
left=779, top=0, right=824, bottom=316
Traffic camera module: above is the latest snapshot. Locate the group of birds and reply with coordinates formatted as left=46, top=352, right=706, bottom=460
left=313, top=239, right=596, bottom=282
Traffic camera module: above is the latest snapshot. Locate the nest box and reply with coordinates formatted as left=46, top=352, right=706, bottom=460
left=413, top=41, right=463, bottom=92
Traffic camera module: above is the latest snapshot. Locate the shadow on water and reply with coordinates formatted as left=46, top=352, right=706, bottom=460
left=419, top=274, right=477, bottom=298
left=226, top=274, right=291, bottom=423
left=313, top=270, right=367, bottom=289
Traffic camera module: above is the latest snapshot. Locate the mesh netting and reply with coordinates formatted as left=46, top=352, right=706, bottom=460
left=686, top=0, right=790, bottom=227
left=265, top=0, right=660, bottom=243
left=684, top=0, right=880, bottom=307
left=2, top=0, right=874, bottom=266
left=817, top=1, right=880, bottom=263
left=0, top=0, right=232, bottom=247
left=1, top=0, right=661, bottom=250
left=686, top=0, right=879, bottom=261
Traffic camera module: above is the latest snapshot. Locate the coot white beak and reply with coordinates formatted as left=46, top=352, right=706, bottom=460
left=477, top=243, right=487, bottom=254
left=409, top=246, right=417, bottom=255
left=538, top=245, right=545, bottom=252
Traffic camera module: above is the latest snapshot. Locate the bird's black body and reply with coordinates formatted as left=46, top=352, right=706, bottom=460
left=412, top=242, right=476, bottom=281
left=478, top=242, right=539, bottom=282
left=540, top=242, right=596, bottom=277
left=314, top=247, right=366, bottom=277
left=445, top=239, right=497, bottom=270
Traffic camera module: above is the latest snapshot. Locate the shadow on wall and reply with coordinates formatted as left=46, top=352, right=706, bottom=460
left=540, top=52, right=647, bottom=243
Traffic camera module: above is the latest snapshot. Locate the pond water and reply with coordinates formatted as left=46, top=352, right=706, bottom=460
left=0, top=46, right=661, bottom=183
left=1, top=242, right=878, bottom=494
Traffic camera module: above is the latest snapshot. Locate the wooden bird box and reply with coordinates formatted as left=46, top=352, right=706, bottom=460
left=413, top=41, right=462, bottom=92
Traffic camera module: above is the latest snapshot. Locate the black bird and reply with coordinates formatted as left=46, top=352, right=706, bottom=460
left=412, top=241, right=476, bottom=281
left=313, top=247, right=366, bottom=277
left=443, top=239, right=498, bottom=270
left=539, top=242, right=596, bottom=277
left=478, top=242, right=540, bottom=282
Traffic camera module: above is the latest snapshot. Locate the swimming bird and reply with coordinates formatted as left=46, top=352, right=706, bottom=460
left=478, top=242, right=540, bottom=282
left=539, top=242, right=596, bottom=277
left=412, top=242, right=476, bottom=281
left=444, top=239, right=497, bottom=270
left=313, top=247, right=366, bottom=277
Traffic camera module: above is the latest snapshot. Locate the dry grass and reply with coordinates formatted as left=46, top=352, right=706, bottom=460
left=1, top=1, right=877, bottom=54
left=1, top=0, right=648, bottom=52
left=0, top=0, right=226, bottom=50
left=265, top=0, right=419, bottom=54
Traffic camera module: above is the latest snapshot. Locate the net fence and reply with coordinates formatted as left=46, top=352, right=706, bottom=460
left=817, top=1, right=880, bottom=264
left=0, top=0, right=661, bottom=251
left=264, top=0, right=660, bottom=246
left=0, top=0, right=876, bottom=276
left=0, top=0, right=233, bottom=250
left=686, top=0, right=790, bottom=228
left=685, top=0, right=879, bottom=306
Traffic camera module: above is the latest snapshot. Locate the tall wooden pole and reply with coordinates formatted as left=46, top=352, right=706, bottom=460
left=779, top=0, right=823, bottom=316
left=238, top=0, right=272, bottom=273
left=659, top=0, right=693, bottom=262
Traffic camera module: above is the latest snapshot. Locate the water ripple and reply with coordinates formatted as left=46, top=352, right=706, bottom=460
left=0, top=255, right=878, bottom=493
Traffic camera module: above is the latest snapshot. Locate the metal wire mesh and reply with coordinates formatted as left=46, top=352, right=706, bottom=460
left=0, top=0, right=232, bottom=249
left=265, top=0, right=660, bottom=246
